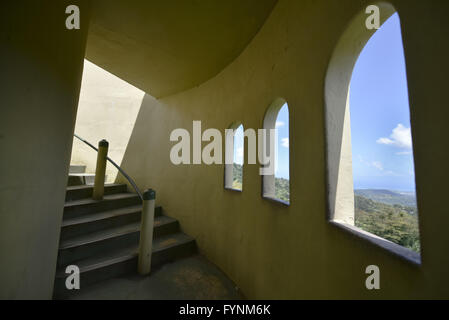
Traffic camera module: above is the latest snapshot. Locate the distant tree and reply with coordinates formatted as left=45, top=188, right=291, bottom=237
left=354, top=195, right=420, bottom=252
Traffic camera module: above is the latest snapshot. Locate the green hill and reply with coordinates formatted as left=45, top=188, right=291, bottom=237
left=355, top=194, right=420, bottom=252
left=232, top=164, right=290, bottom=202
left=275, top=177, right=290, bottom=202
left=232, top=166, right=418, bottom=251
left=355, top=189, right=417, bottom=208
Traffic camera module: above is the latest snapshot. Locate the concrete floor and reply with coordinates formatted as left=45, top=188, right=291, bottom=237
left=64, top=255, right=244, bottom=300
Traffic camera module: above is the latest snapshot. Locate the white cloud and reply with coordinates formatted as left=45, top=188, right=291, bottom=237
left=281, top=138, right=289, bottom=148
left=377, top=137, right=395, bottom=145
left=377, top=124, right=412, bottom=149
left=358, top=155, right=403, bottom=176
left=358, top=156, right=384, bottom=171
left=276, top=121, right=285, bottom=128
left=372, top=161, right=384, bottom=171
left=396, top=151, right=412, bottom=156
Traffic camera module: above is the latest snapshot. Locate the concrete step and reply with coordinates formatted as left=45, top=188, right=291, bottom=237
left=68, top=173, right=96, bottom=186
left=61, top=205, right=143, bottom=241
left=54, top=233, right=196, bottom=299
left=58, top=222, right=141, bottom=268
left=64, top=193, right=141, bottom=220
left=61, top=205, right=163, bottom=240
left=58, top=215, right=179, bottom=267
left=69, top=165, right=86, bottom=174
left=66, top=184, right=128, bottom=202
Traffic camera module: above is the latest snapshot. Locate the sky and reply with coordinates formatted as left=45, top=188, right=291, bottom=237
left=274, top=104, right=290, bottom=180
left=350, top=13, right=416, bottom=192
left=234, top=125, right=244, bottom=166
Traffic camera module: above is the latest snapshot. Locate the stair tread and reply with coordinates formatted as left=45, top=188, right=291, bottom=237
left=65, top=193, right=140, bottom=208
left=62, top=205, right=142, bottom=227
left=152, top=232, right=194, bottom=253
left=69, top=165, right=86, bottom=174
left=56, top=232, right=195, bottom=276
left=57, top=246, right=137, bottom=276
left=66, top=184, right=125, bottom=192
left=60, top=222, right=140, bottom=250
left=69, top=173, right=95, bottom=177
left=60, top=215, right=177, bottom=249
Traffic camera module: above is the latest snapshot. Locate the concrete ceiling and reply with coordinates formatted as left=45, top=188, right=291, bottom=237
left=86, top=0, right=278, bottom=98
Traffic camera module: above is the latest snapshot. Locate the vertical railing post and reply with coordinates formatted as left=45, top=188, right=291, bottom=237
left=92, top=139, right=109, bottom=200
left=138, top=189, right=156, bottom=275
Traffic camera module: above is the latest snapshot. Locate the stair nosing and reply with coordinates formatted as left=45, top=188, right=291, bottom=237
left=62, top=205, right=163, bottom=227
left=80, top=252, right=137, bottom=274
left=59, top=223, right=141, bottom=250
left=57, top=250, right=138, bottom=276
left=61, top=205, right=142, bottom=227
left=56, top=233, right=195, bottom=277
left=59, top=215, right=177, bottom=250
left=66, top=184, right=126, bottom=192
left=64, top=193, right=141, bottom=208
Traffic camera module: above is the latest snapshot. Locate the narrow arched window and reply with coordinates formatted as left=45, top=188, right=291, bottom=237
left=262, top=99, right=290, bottom=204
left=224, top=123, right=244, bottom=191
left=325, top=4, right=421, bottom=261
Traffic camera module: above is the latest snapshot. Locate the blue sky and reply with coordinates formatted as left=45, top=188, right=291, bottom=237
left=275, top=104, right=290, bottom=180
left=350, top=13, right=416, bottom=192
left=233, top=125, right=244, bottom=166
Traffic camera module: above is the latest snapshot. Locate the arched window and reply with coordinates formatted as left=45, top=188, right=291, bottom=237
left=224, top=122, right=244, bottom=191
left=325, top=4, right=421, bottom=261
left=262, top=98, right=290, bottom=204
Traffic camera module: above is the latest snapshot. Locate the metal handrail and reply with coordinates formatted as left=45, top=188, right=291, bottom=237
left=74, top=134, right=143, bottom=201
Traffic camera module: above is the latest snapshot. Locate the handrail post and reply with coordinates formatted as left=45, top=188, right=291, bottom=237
left=138, top=189, right=156, bottom=275
left=74, top=134, right=143, bottom=201
left=92, top=139, right=109, bottom=200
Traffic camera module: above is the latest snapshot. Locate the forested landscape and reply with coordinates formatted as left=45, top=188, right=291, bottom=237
left=354, top=190, right=420, bottom=252
left=232, top=164, right=419, bottom=252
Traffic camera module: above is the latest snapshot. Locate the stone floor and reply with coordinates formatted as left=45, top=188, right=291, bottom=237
left=63, top=255, right=244, bottom=300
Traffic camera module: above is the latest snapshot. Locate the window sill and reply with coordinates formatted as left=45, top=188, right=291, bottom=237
left=263, top=196, right=290, bottom=207
left=329, top=220, right=421, bottom=266
left=224, top=187, right=243, bottom=193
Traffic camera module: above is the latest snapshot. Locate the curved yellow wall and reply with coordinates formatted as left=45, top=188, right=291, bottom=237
left=118, top=0, right=449, bottom=299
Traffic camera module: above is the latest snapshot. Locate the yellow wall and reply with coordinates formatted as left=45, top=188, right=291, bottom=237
left=0, top=1, right=90, bottom=299
left=71, top=60, right=144, bottom=183
left=118, top=0, right=449, bottom=299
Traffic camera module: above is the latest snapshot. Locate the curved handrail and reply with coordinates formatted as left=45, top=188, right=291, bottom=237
left=74, top=134, right=143, bottom=201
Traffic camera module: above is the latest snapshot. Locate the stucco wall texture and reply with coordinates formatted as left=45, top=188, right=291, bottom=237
left=0, top=1, right=90, bottom=299
left=115, top=0, right=449, bottom=299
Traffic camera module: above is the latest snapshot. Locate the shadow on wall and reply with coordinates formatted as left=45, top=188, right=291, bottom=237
left=116, top=94, right=181, bottom=193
